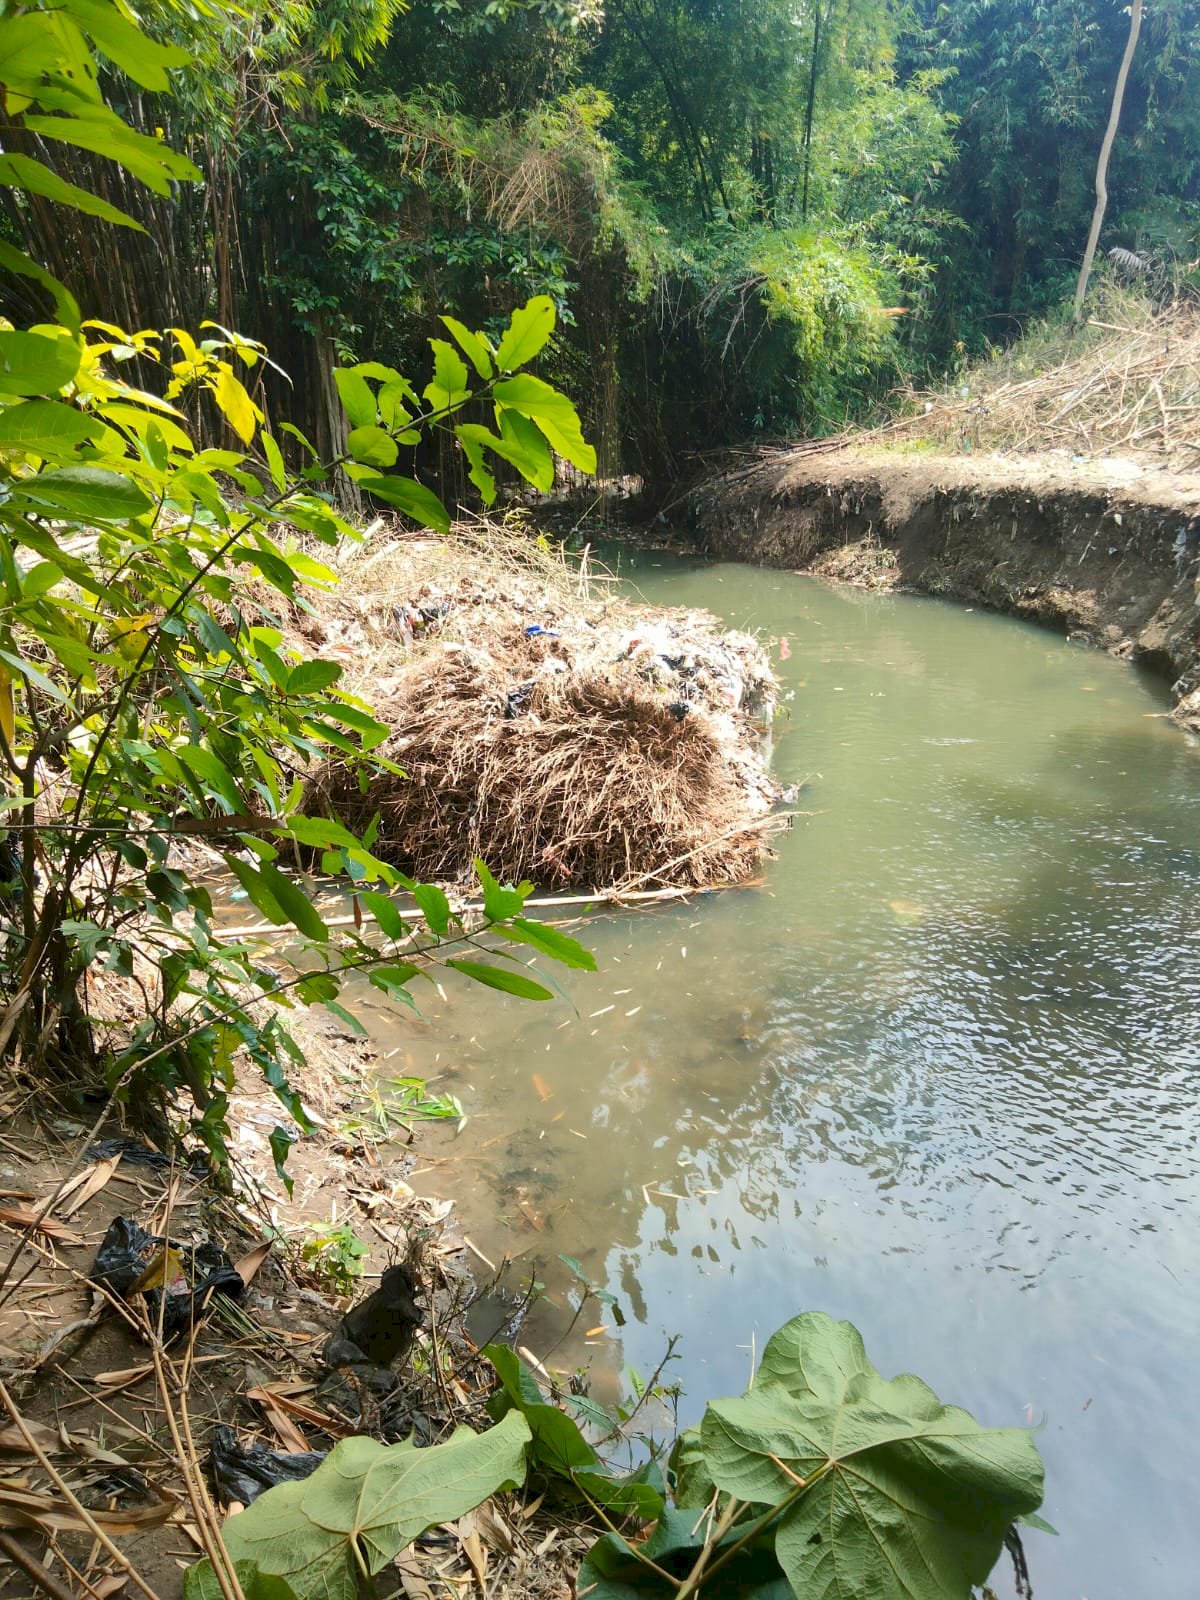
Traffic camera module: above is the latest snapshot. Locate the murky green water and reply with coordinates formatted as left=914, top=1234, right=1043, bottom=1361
left=359, top=555, right=1200, bottom=1599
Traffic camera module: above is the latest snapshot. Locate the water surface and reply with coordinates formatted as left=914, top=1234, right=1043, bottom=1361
left=359, top=556, right=1200, bottom=1599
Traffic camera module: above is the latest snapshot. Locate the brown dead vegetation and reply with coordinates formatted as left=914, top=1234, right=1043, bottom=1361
left=298, top=523, right=781, bottom=891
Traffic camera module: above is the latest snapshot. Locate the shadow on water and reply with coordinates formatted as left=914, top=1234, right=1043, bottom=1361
left=352, top=555, right=1200, bottom=1600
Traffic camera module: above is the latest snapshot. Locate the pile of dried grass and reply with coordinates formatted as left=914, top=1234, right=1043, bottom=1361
left=301, top=524, right=781, bottom=891
left=873, top=293, right=1200, bottom=466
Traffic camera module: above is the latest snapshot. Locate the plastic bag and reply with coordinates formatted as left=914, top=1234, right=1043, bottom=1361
left=209, top=1425, right=325, bottom=1506
left=90, top=1216, right=245, bottom=1339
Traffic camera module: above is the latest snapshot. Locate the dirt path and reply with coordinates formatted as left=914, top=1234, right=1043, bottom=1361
left=691, top=446, right=1200, bottom=731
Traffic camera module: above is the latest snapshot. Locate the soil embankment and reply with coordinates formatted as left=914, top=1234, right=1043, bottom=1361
left=692, top=447, right=1200, bottom=730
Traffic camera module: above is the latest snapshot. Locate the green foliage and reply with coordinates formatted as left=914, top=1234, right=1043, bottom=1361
left=580, top=1312, right=1047, bottom=1600
left=485, top=1344, right=667, bottom=1518
left=0, top=0, right=602, bottom=1166
left=300, top=1221, right=369, bottom=1294
left=183, top=1411, right=532, bottom=1600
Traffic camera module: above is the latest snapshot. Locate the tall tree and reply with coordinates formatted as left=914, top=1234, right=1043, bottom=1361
left=1073, top=0, right=1144, bottom=321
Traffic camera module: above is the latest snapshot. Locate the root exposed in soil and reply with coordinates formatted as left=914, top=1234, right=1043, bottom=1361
left=300, top=523, right=781, bottom=889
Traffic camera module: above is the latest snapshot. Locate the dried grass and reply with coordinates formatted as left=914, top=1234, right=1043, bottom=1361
left=299, top=523, right=781, bottom=891
left=872, top=291, right=1200, bottom=466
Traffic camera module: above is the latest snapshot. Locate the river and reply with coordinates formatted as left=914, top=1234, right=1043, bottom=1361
left=359, top=553, right=1200, bottom=1599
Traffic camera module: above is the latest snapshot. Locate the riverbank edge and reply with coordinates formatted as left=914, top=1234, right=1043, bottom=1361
left=689, top=447, right=1200, bottom=731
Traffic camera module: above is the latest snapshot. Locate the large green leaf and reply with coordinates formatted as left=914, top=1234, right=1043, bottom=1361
left=493, top=373, right=596, bottom=474
left=445, top=959, right=553, bottom=1000
left=0, top=397, right=104, bottom=454
left=15, top=465, right=152, bottom=519
left=495, top=917, right=597, bottom=971
left=61, top=0, right=190, bottom=90
left=183, top=1414, right=531, bottom=1600
left=486, top=1346, right=664, bottom=1519
left=0, top=152, right=140, bottom=227
left=346, top=425, right=399, bottom=469
left=700, top=1312, right=1045, bottom=1600
left=23, top=110, right=200, bottom=191
left=0, top=244, right=81, bottom=332
left=440, top=315, right=494, bottom=380
left=0, top=329, right=81, bottom=395
left=357, top=474, right=450, bottom=534
left=495, top=295, right=556, bottom=371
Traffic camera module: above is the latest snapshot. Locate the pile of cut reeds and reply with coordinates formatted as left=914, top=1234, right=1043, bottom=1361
left=301, top=525, right=782, bottom=892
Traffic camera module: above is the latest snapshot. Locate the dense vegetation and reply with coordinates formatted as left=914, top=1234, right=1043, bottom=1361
left=3, top=1, right=1198, bottom=493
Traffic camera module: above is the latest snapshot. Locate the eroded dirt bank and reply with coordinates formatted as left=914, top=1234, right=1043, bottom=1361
left=691, top=448, right=1200, bottom=731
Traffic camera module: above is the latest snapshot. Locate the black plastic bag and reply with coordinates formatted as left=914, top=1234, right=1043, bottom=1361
left=209, top=1425, right=325, bottom=1506
left=90, top=1216, right=245, bottom=1339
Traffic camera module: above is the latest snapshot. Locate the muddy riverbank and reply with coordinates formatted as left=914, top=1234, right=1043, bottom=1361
left=690, top=447, right=1200, bottom=731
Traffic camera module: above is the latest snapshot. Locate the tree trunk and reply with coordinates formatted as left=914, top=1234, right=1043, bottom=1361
left=1073, top=0, right=1143, bottom=323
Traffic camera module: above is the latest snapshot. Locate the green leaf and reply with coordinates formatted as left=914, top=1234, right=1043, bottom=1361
left=274, top=814, right=360, bottom=850
left=700, top=1312, right=1046, bottom=1600
left=0, top=243, right=81, bottom=332
left=287, top=660, right=342, bottom=696
left=455, top=425, right=496, bottom=504
left=456, top=417, right=552, bottom=493
left=357, top=474, right=450, bottom=534
left=15, top=465, right=152, bottom=520
left=495, top=295, right=557, bottom=371
left=426, top=338, right=470, bottom=402
left=61, top=0, right=190, bottom=90
left=360, top=890, right=407, bottom=940
left=177, top=745, right=242, bottom=812
left=493, top=374, right=596, bottom=475
left=333, top=368, right=377, bottom=429
left=183, top=1413, right=532, bottom=1600
left=579, top=1506, right=790, bottom=1600
left=346, top=425, right=399, bottom=469
left=0, top=153, right=140, bottom=228
left=474, top=858, right=527, bottom=922
left=497, top=918, right=596, bottom=971
left=260, top=431, right=287, bottom=491
left=445, top=960, right=553, bottom=1001
left=441, top=315, right=494, bottom=380
left=0, top=398, right=103, bottom=454
left=400, top=878, right=451, bottom=936
left=499, top=408, right=555, bottom=492
left=24, top=110, right=200, bottom=192
left=256, top=861, right=328, bottom=943
left=0, top=330, right=81, bottom=395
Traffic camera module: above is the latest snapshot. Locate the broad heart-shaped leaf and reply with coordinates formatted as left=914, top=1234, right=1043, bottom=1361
left=184, top=1414, right=531, bottom=1600
left=495, top=295, right=556, bottom=371
left=579, top=1506, right=791, bottom=1600
left=700, top=1313, right=1045, bottom=1600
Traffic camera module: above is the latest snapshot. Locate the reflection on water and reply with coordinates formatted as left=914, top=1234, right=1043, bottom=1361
left=352, top=558, right=1200, bottom=1599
